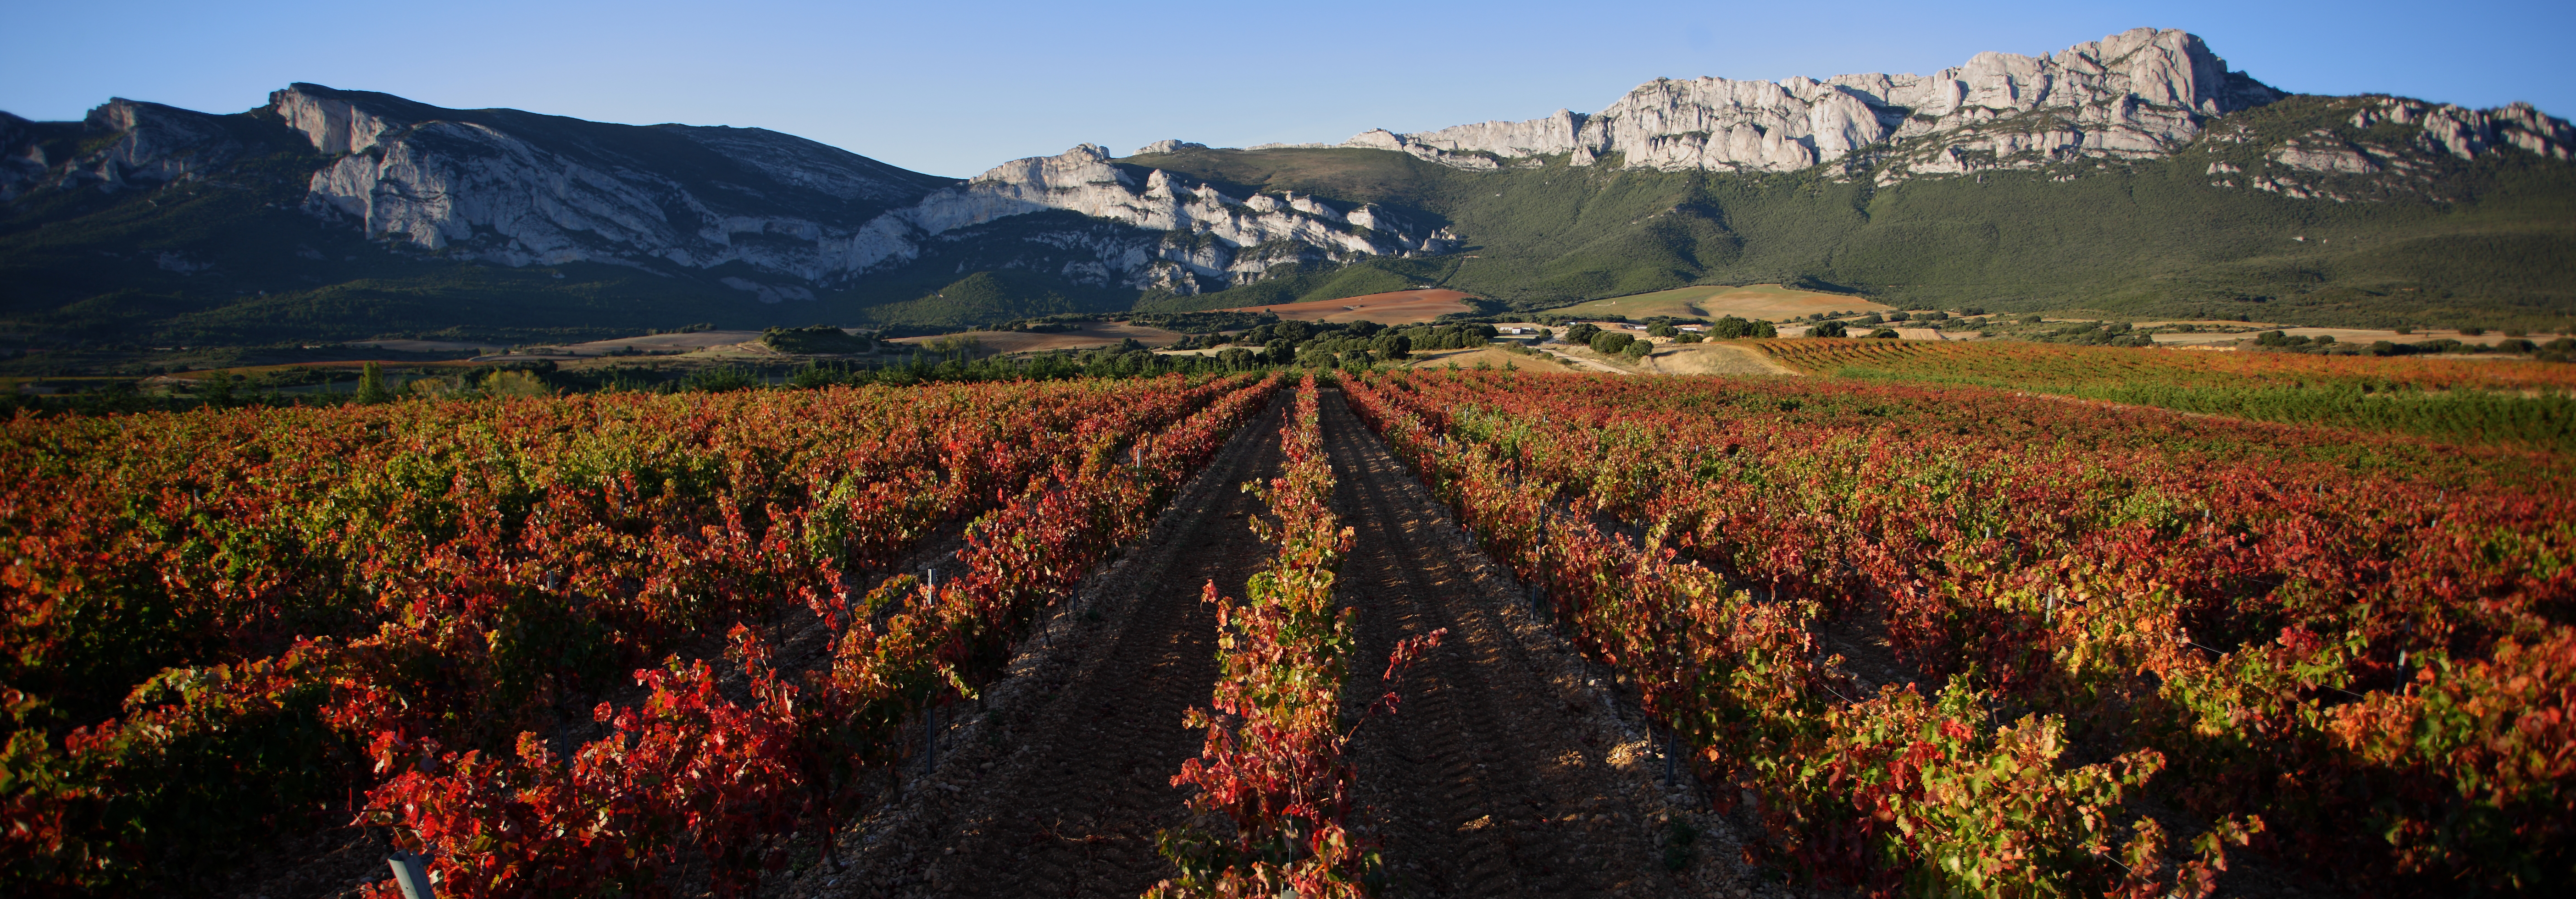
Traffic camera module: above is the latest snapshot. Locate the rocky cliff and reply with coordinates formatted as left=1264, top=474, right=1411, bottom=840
left=271, top=85, right=1448, bottom=297
left=851, top=143, right=1453, bottom=295
left=2, top=85, right=1450, bottom=303
left=1312, top=28, right=2570, bottom=187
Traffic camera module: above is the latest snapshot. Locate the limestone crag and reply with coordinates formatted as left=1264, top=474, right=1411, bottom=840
left=0, top=99, right=288, bottom=201
left=1328, top=28, right=2276, bottom=177
left=853, top=144, right=1455, bottom=294
left=275, top=84, right=955, bottom=289
left=2195, top=95, right=2576, bottom=203
left=265, top=84, right=1449, bottom=295
left=1299, top=27, right=2573, bottom=190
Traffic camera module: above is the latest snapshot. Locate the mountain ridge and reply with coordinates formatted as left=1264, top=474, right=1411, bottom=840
left=3, top=26, right=2572, bottom=347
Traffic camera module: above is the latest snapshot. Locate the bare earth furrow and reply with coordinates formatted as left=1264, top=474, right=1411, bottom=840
left=1320, top=388, right=1675, bottom=899
left=807, top=399, right=1288, bottom=899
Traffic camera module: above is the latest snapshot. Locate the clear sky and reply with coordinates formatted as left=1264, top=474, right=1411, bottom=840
left=4, top=0, right=2568, bottom=178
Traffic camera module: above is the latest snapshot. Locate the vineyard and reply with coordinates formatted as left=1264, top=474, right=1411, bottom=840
left=5, top=363, right=2571, bottom=898
left=1342, top=369, right=2573, bottom=895
left=1757, top=339, right=2576, bottom=452
left=2, top=374, right=1282, bottom=894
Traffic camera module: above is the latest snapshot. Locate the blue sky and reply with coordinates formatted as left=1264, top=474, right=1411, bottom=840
left=5, top=1, right=2568, bottom=178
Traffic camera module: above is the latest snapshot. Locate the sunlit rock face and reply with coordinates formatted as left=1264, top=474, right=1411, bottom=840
left=1337, top=28, right=2281, bottom=175
left=270, top=86, right=1449, bottom=293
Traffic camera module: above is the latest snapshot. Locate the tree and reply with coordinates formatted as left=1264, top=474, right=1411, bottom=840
left=1372, top=333, right=1412, bottom=360
left=1648, top=322, right=1679, bottom=338
left=1751, top=320, right=1779, bottom=338
left=1713, top=316, right=1751, bottom=338
left=197, top=372, right=238, bottom=408
left=1870, top=328, right=1901, bottom=339
left=1590, top=332, right=1635, bottom=354
left=355, top=362, right=392, bottom=404
left=1620, top=340, right=1652, bottom=361
left=1564, top=323, right=1603, bottom=344
left=1810, top=320, right=1849, bottom=338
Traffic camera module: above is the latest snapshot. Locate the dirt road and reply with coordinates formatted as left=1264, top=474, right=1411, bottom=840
left=1321, top=388, right=1680, bottom=898
left=794, top=388, right=1721, bottom=899
left=811, top=398, right=1287, bottom=899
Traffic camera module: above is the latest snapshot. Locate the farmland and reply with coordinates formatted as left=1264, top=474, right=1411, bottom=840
left=1760, top=338, right=2576, bottom=452
left=1221, top=288, right=1482, bottom=325
left=1344, top=369, right=2573, bottom=895
left=3, top=359, right=2570, bottom=898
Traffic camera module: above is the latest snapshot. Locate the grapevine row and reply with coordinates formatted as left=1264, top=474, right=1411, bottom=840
left=358, top=373, right=1286, bottom=897
left=1154, top=376, right=1440, bottom=899
left=1, top=375, right=1260, bottom=891
left=1344, top=370, right=2573, bottom=893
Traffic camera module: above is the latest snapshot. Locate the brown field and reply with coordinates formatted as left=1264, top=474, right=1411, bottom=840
left=545, top=331, right=768, bottom=355
left=1547, top=284, right=1890, bottom=321
left=1224, top=289, right=1479, bottom=325
left=1637, top=342, right=1800, bottom=375
left=890, top=323, right=1185, bottom=355
left=1392, top=347, right=1535, bottom=370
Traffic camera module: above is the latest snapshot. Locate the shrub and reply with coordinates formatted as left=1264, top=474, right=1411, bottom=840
left=1870, top=328, right=1900, bottom=339
left=1811, top=320, right=1849, bottom=338
left=481, top=370, right=555, bottom=397
left=1591, top=332, right=1636, bottom=354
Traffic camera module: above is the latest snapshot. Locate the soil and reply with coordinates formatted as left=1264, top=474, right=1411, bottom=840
left=775, top=395, right=1292, bottom=898
left=1638, top=344, right=1798, bottom=376
left=774, top=387, right=1789, bottom=899
left=1321, top=387, right=1693, bottom=897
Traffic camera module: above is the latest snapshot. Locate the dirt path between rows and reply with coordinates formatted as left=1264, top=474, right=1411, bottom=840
left=791, top=396, right=1288, bottom=899
left=1321, top=388, right=1692, bottom=898
left=780, top=386, right=1799, bottom=899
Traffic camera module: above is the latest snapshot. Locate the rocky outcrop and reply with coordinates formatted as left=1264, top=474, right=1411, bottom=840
left=1132, top=139, right=1206, bottom=155
left=266, top=85, right=1448, bottom=293
left=2195, top=94, right=2576, bottom=203
left=0, top=99, right=288, bottom=201
left=1305, top=27, right=2574, bottom=190
left=839, top=144, right=1454, bottom=293
left=276, top=84, right=954, bottom=280
left=1330, top=28, right=2278, bottom=177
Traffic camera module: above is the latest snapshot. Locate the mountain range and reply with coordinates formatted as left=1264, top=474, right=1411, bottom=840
left=4, top=26, right=2572, bottom=346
